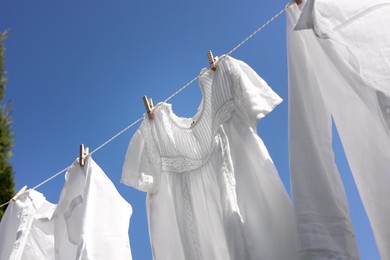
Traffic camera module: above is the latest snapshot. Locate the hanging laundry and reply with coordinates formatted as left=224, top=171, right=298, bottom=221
left=287, top=0, right=390, bottom=259
left=0, top=189, right=56, bottom=260
left=287, top=6, right=359, bottom=259
left=54, top=156, right=133, bottom=260
left=122, top=55, right=300, bottom=260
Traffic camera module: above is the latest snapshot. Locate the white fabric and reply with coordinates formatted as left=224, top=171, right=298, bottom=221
left=122, top=55, right=300, bottom=260
left=287, top=6, right=359, bottom=259
left=287, top=1, right=390, bottom=259
left=54, top=156, right=133, bottom=260
left=0, top=190, right=56, bottom=260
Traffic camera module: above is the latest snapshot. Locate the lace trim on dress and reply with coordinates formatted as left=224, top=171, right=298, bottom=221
left=211, top=100, right=235, bottom=136
left=140, top=119, right=161, bottom=193
left=180, top=173, right=202, bottom=260
left=161, top=157, right=204, bottom=173
left=227, top=58, right=250, bottom=124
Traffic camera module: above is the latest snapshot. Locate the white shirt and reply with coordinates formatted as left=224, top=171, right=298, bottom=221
left=122, top=55, right=300, bottom=260
left=54, top=156, right=133, bottom=260
left=0, top=190, right=56, bottom=260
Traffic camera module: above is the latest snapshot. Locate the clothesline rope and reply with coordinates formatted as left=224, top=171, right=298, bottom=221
left=0, top=2, right=293, bottom=209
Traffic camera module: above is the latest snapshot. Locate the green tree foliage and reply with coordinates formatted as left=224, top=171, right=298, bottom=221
left=0, top=31, right=15, bottom=220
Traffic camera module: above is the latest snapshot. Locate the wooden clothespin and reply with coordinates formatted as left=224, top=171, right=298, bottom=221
left=208, top=50, right=217, bottom=71
left=294, top=0, right=302, bottom=4
left=79, top=144, right=89, bottom=167
left=143, top=95, right=154, bottom=120
left=11, top=185, right=28, bottom=201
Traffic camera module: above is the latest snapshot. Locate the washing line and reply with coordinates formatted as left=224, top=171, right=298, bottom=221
left=0, top=2, right=294, bottom=209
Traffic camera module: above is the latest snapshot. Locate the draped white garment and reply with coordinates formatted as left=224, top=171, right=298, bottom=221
left=287, top=1, right=390, bottom=259
left=122, top=55, right=300, bottom=260
left=0, top=190, right=56, bottom=260
left=54, top=156, right=133, bottom=260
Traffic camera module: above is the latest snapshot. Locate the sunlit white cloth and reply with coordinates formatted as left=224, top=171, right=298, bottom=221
left=287, top=1, right=390, bottom=259
left=54, top=156, right=133, bottom=260
left=122, top=55, right=300, bottom=260
left=0, top=190, right=56, bottom=260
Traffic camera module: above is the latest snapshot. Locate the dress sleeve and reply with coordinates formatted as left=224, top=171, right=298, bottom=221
left=230, top=58, right=283, bottom=125
left=121, top=123, right=160, bottom=193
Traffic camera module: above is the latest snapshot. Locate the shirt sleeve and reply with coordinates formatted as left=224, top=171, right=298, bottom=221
left=121, top=124, right=159, bottom=193
left=230, top=58, right=283, bottom=125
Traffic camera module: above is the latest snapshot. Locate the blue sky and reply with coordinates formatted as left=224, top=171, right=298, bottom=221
left=0, top=1, right=379, bottom=259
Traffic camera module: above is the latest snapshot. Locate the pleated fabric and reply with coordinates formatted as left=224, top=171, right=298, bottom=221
left=122, top=55, right=300, bottom=260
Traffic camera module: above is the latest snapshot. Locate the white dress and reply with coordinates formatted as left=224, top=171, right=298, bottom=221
left=54, top=156, right=133, bottom=260
left=287, top=1, right=390, bottom=259
left=122, top=55, right=300, bottom=260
